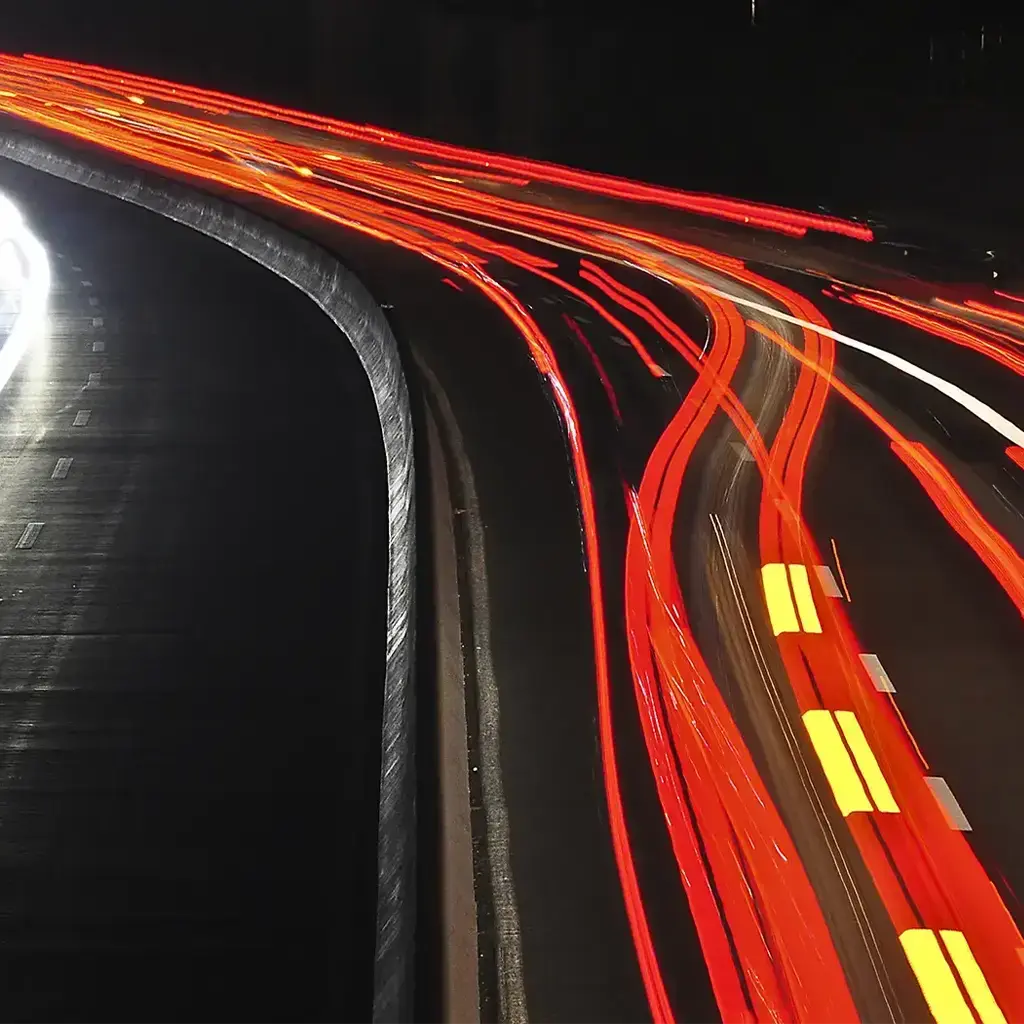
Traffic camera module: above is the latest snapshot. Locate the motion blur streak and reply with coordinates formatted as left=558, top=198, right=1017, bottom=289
left=834, top=712, right=899, bottom=815
left=2, top=53, right=1024, bottom=1024
left=749, top=319, right=1024, bottom=1021
left=0, top=191, right=49, bottom=390
left=10, top=53, right=874, bottom=241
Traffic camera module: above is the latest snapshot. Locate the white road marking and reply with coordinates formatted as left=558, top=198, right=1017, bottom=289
left=815, top=564, right=843, bottom=597
left=71, top=264, right=81, bottom=272
left=51, top=457, right=73, bottom=480
left=91, top=340, right=104, bottom=353
left=73, top=410, right=91, bottom=427
left=81, top=280, right=92, bottom=287
left=87, top=372, right=101, bottom=387
left=926, top=776, right=972, bottom=831
left=15, top=522, right=43, bottom=549
left=88, top=297, right=99, bottom=307
left=92, top=317, right=103, bottom=327
left=860, top=653, right=896, bottom=693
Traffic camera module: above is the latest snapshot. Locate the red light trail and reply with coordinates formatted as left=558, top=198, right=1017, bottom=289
left=0, top=54, right=1021, bottom=1024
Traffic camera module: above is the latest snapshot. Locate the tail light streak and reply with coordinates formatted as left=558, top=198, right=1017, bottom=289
left=1, top=55, right=1022, bottom=1023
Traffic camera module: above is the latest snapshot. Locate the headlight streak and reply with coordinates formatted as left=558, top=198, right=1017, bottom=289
left=2, top=54, right=1023, bottom=1024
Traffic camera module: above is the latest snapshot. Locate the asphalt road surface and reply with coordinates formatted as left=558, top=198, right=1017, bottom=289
left=3, top=58, right=1024, bottom=1024
left=0, top=163, right=388, bottom=1022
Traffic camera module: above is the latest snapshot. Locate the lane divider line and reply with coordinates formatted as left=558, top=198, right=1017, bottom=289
left=815, top=564, right=843, bottom=598
left=91, top=339, right=104, bottom=353
left=762, top=562, right=800, bottom=634
left=761, top=563, right=822, bottom=634
left=15, top=522, right=43, bottom=549
left=50, top=457, right=72, bottom=480
left=72, top=409, right=91, bottom=427
left=86, top=371, right=101, bottom=387
left=901, top=928, right=1006, bottom=1024
left=802, top=710, right=873, bottom=815
left=941, top=930, right=1006, bottom=1024
left=788, top=564, right=823, bottom=632
left=926, top=776, right=973, bottom=832
left=92, top=317, right=103, bottom=327
left=834, top=711, right=900, bottom=813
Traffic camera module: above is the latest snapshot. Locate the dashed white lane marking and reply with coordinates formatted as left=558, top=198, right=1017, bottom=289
left=91, top=340, right=104, bottom=353
left=73, top=410, right=91, bottom=427
left=15, top=522, right=44, bottom=549
left=92, top=317, right=103, bottom=328
left=71, top=264, right=81, bottom=272
left=51, top=457, right=73, bottom=480
left=815, top=564, right=843, bottom=598
left=860, top=653, right=896, bottom=693
left=88, top=297, right=99, bottom=307
left=87, top=372, right=101, bottom=387
left=81, top=280, right=92, bottom=287
left=926, top=776, right=972, bottom=831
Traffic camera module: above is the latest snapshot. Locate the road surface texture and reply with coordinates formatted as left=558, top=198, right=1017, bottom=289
left=0, top=162, right=388, bottom=1022
left=1, top=55, right=1024, bottom=1024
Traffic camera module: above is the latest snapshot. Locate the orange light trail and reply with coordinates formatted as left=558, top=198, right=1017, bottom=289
left=10, top=52, right=875, bottom=241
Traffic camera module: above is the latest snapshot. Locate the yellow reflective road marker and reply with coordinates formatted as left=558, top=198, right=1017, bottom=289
left=787, top=563, right=823, bottom=632
left=900, top=929, right=975, bottom=1024
left=802, top=710, right=872, bottom=815
left=761, top=563, right=822, bottom=634
left=835, top=711, right=899, bottom=813
left=941, top=930, right=1006, bottom=1024
left=762, top=563, right=800, bottom=634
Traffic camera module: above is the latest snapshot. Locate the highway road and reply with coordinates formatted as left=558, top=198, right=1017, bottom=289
left=0, top=162, right=388, bottom=1022
left=0, top=54, right=1022, bottom=1024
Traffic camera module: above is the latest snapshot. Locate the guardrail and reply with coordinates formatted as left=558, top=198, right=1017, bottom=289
left=0, top=132, right=416, bottom=1023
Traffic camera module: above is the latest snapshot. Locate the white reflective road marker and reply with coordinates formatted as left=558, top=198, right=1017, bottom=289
left=860, top=653, right=896, bottom=693
left=815, top=564, right=843, bottom=597
left=51, top=457, right=72, bottom=480
left=926, top=776, right=972, bottom=831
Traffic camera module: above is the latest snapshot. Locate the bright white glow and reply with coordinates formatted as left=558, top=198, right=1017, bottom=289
left=0, top=193, right=50, bottom=395
left=651, top=261, right=1024, bottom=450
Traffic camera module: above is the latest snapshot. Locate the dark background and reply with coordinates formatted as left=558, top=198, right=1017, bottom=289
left=3, top=1, right=1023, bottom=240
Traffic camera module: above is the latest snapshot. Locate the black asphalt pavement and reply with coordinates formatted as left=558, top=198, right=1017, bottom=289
left=0, top=163, right=388, bottom=1022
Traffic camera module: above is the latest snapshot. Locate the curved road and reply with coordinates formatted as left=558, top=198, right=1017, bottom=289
left=0, top=54, right=1022, bottom=1024
left=0, top=163, right=387, bottom=1021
